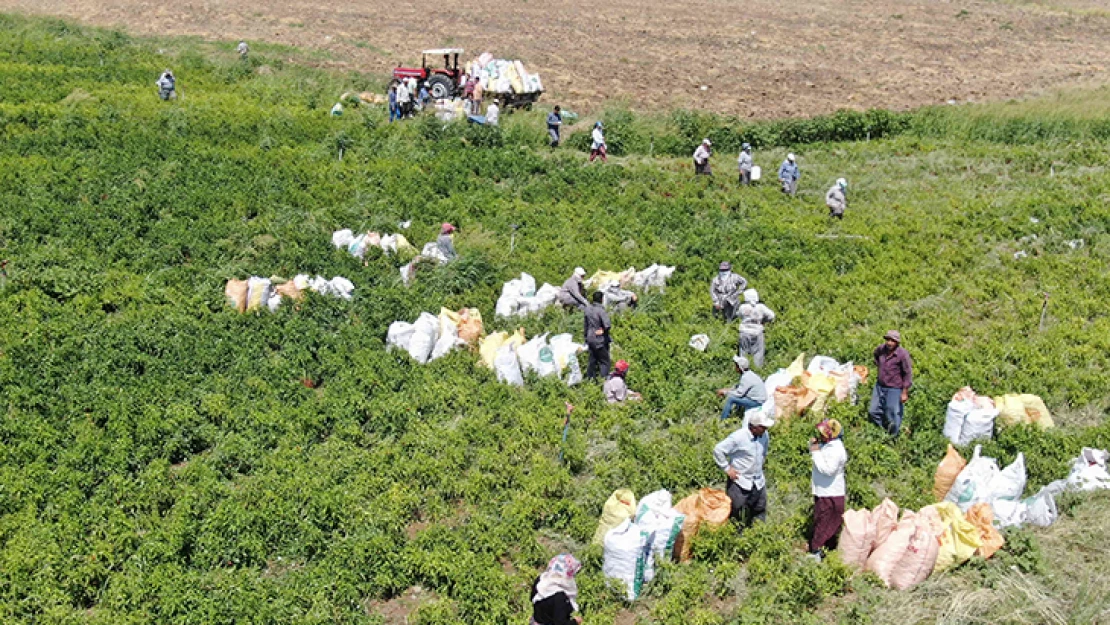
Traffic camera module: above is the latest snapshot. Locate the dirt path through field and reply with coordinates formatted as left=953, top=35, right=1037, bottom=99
left=2, top=0, right=1108, bottom=117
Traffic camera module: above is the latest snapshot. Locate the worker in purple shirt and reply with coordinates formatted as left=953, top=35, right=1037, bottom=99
left=869, top=330, right=913, bottom=437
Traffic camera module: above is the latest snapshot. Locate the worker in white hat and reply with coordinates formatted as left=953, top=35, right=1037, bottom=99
left=778, top=153, right=800, bottom=196
left=710, top=261, right=747, bottom=322
left=713, top=405, right=774, bottom=533
left=826, top=178, right=848, bottom=219
left=693, top=138, right=713, bottom=176
left=738, top=289, right=776, bottom=368
left=737, top=142, right=754, bottom=186
left=716, top=355, right=767, bottom=420
left=556, top=267, right=589, bottom=310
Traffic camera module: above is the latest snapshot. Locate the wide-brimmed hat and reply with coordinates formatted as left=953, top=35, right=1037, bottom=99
left=884, top=330, right=901, bottom=343
left=719, top=261, right=732, bottom=271
left=732, top=355, right=750, bottom=369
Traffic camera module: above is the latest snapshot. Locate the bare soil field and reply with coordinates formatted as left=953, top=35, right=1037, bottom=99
left=2, top=0, right=1108, bottom=117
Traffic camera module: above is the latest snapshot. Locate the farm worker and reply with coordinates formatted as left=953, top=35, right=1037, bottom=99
left=486, top=100, right=501, bottom=126
left=808, top=419, right=847, bottom=560
left=156, top=70, right=176, bottom=101
left=589, top=122, right=607, bottom=162
left=237, top=41, right=249, bottom=59
left=388, top=85, right=400, bottom=123
left=869, top=330, right=913, bottom=437
left=738, top=289, right=775, bottom=368
left=547, top=106, right=563, bottom=148
left=710, top=261, right=747, bottom=322
left=436, top=223, right=458, bottom=261
left=583, top=291, right=612, bottom=380
left=396, top=80, right=411, bottom=118
left=713, top=409, right=773, bottom=533
left=600, top=281, right=638, bottom=312
left=738, top=143, right=753, bottom=185
left=530, top=553, right=583, bottom=625
left=472, top=78, right=484, bottom=114
left=693, top=138, right=713, bottom=175
left=418, top=84, right=431, bottom=110
left=778, top=153, right=800, bottom=196
left=556, top=267, right=589, bottom=310
left=717, top=356, right=767, bottom=420
left=826, top=178, right=848, bottom=219
left=463, top=75, right=476, bottom=114
left=604, top=360, right=642, bottom=404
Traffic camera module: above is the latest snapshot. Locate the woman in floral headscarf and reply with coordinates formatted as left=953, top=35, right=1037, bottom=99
left=808, top=418, right=847, bottom=560
left=531, top=553, right=583, bottom=625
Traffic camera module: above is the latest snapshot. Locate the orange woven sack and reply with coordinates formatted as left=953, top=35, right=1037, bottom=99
left=966, top=503, right=1005, bottom=559
left=934, top=444, right=967, bottom=501
left=672, top=488, right=731, bottom=562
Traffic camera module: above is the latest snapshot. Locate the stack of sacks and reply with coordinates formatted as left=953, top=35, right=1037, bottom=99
left=940, top=445, right=1032, bottom=528
left=332, top=228, right=416, bottom=260
left=1016, top=447, right=1110, bottom=527
left=944, top=387, right=1000, bottom=445
left=584, top=265, right=677, bottom=293
left=386, top=309, right=471, bottom=364
left=495, top=273, right=561, bottom=317
left=470, top=55, right=543, bottom=94
left=225, top=275, right=353, bottom=313
left=855, top=497, right=999, bottom=589
left=803, top=355, right=869, bottom=413
left=994, top=394, right=1055, bottom=429
left=633, top=491, right=687, bottom=574
left=476, top=330, right=584, bottom=387
left=672, top=488, right=732, bottom=562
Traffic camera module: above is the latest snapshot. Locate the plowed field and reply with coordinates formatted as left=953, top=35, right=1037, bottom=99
left=2, top=0, right=1107, bottom=116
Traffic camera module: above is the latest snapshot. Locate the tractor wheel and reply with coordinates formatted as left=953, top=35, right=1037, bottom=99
left=426, top=75, right=455, bottom=100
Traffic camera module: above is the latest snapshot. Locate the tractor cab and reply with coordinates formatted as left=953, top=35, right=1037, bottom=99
left=392, top=48, right=465, bottom=100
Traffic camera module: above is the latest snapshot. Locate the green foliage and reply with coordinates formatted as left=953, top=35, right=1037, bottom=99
left=0, top=13, right=1108, bottom=625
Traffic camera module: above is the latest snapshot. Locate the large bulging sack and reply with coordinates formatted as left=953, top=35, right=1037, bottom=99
left=225, top=279, right=249, bottom=313
left=635, top=507, right=686, bottom=567
left=839, top=508, right=876, bottom=569
left=536, top=344, right=559, bottom=378
left=866, top=514, right=916, bottom=587
left=517, top=334, right=548, bottom=374
left=1023, top=489, right=1058, bottom=527
left=888, top=511, right=941, bottom=591
left=602, top=520, right=654, bottom=601
left=408, top=312, right=440, bottom=364
left=672, top=488, right=731, bottom=562
left=945, top=445, right=1000, bottom=511
left=246, top=277, right=272, bottom=311
left=986, top=453, right=1026, bottom=505
left=966, top=503, right=1005, bottom=559
left=959, top=407, right=998, bottom=445
left=934, top=444, right=967, bottom=501
left=1066, top=447, right=1110, bottom=491
left=944, top=387, right=976, bottom=443
left=593, top=489, right=637, bottom=545
left=870, top=498, right=900, bottom=552
left=430, top=321, right=460, bottom=361
left=493, top=345, right=524, bottom=386
left=456, top=308, right=484, bottom=344
left=994, top=394, right=1054, bottom=429
left=928, top=502, right=983, bottom=573
left=386, top=321, right=415, bottom=352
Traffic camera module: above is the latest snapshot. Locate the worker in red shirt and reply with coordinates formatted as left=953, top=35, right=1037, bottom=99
left=869, top=330, right=913, bottom=437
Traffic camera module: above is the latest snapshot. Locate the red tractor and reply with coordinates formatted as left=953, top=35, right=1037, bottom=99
left=391, top=48, right=464, bottom=100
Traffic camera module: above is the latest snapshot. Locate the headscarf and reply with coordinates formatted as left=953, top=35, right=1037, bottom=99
left=816, top=418, right=843, bottom=443
left=533, top=554, right=581, bottom=610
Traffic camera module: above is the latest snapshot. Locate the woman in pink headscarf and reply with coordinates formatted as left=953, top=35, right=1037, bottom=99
left=530, top=554, right=583, bottom=625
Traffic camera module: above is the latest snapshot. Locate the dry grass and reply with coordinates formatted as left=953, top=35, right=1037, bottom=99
left=832, top=491, right=1110, bottom=624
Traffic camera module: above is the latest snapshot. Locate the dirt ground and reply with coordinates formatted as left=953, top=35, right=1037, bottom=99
left=2, top=0, right=1108, bottom=117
